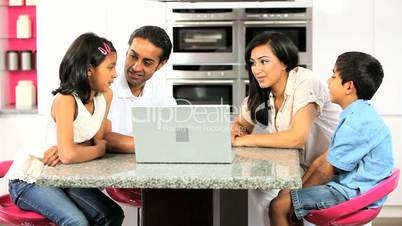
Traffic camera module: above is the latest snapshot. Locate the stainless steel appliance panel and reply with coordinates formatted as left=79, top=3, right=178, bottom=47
left=169, top=21, right=241, bottom=64
left=168, top=64, right=240, bottom=79
left=168, top=9, right=241, bottom=64
left=170, top=79, right=235, bottom=106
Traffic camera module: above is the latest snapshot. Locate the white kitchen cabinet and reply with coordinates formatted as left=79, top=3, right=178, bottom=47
left=37, top=0, right=108, bottom=114
left=313, top=0, right=402, bottom=217
left=373, top=1, right=402, bottom=211
left=312, top=0, right=374, bottom=79
left=371, top=0, right=402, bottom=115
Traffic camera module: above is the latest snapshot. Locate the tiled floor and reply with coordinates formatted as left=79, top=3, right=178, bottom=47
left=373, top=218, right=402, bottom=226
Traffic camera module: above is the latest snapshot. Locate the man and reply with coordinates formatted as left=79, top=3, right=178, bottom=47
left=105, top=25, right=176, bottom=153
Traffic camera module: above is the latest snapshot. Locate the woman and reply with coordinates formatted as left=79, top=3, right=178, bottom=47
left=231, top=32, right=340, bottom=226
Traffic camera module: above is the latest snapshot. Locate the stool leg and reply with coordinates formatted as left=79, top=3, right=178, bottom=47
left=137, top=207, right=141, bottom=226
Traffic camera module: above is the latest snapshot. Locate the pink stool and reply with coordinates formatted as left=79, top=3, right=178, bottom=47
left=304, top=168, right=400, bottom=226
left=106, top=188, right=142, bottom=225
left=0, top=160, right=56, bottom=225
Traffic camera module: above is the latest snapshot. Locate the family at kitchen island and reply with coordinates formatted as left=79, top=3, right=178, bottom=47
left=4, top=25, right=394, bottom=226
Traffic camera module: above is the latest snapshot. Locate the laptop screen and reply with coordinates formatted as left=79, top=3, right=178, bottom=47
left=132, top=105, right=234, bottom=163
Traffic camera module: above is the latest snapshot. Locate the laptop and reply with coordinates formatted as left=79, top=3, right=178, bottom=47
left=132, top=105, right=234, bottom=163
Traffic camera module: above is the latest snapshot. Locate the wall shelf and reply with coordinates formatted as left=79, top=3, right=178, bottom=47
left=0, top=3, right=36, bottom=112
left=0, top=104, right=37, bottom=115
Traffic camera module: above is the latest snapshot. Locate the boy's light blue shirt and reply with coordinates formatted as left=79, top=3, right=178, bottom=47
left=327, top=100, right=394, bottom=207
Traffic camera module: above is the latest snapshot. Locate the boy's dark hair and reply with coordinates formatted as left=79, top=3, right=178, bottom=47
left=128, top=25, right=172, bottom=62
left=245, top=32, right=299, bottom=126
left=52, top=32, right=116, bottom=104
left=336, top=51, right=384, bottom=100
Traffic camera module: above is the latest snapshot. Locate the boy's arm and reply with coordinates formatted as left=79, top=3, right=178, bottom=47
left=302, top=151, right=335, bottom=188
left=302, top=150, right=328, bottom=184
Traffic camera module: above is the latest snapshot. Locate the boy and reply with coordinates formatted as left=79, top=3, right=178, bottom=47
left=269, top=51, right=394, bottom=226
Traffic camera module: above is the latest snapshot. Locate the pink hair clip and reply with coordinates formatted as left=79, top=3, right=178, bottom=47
left=98, top=42, right=112, bottom=55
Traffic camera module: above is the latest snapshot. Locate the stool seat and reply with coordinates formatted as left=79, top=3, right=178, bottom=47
left=106, top=188, right=142, bottom=225
left=0, top=160, right=55, bottom=225
left=304, top=168, right=400, bottom=226
left=106, top=188, right=142, bottom=207
left=0, top=194, right=55, bottom=224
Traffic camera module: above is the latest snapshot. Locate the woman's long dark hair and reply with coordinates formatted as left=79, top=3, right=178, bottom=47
left=245, top=32, right=299, bottom=126
left=52, top=32, right=116, bottom=104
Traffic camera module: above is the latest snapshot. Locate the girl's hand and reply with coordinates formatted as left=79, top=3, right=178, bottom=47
left=43, top=146, right=60, bottom=167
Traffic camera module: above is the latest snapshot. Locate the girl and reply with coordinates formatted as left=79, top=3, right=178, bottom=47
left=6, top=33, right=124, bottom=226
left=231, top=32, right=340, bottom=226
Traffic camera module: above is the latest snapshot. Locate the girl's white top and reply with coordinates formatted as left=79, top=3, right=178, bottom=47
left=6, top=93, right=106, bottom=183
left=241, top=67, right=341, bottom=168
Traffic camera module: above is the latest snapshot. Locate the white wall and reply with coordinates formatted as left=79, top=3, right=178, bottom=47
left=0, top=115, right=45, bottom=194
left=37, top=0, right=166, bottom=115
left=313, top=0, right=402, bottom=217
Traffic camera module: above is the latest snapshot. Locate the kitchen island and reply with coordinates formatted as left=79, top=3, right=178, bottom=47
left=37, top=147, right=301, bottom=226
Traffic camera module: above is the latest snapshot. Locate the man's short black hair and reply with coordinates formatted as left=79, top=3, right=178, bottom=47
left=128, top=26, right=172, bottom=62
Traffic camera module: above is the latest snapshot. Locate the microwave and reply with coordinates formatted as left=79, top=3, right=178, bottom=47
left=167, top=9, right=241, bottom=64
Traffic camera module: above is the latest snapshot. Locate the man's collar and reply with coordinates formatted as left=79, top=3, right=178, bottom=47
left=115, top=73, right=150, bottom=99
left=115, top=74, right=134, bottom=98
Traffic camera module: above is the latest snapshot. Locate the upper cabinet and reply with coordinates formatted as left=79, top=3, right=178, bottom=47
left=0, top=0, right=37, bottom=113
left=372, top=0, right=402, bottom=115
left=312, top=0, right=374, bottom=78
left=312, top=0, right=402, bottom=115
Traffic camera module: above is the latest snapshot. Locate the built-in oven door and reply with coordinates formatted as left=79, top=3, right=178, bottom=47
left=242, top=7, right=312, bottom=69
left=243, top=79, right=250, bottom=98
left=168, top=64, right=238, bottom=79
left=244, top=20, right=311, bottom=68
left=170, top=21, right=240, bottom=64
left=171, top=80, right=234, bottom=107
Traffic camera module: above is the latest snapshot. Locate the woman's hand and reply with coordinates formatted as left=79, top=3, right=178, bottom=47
left=43, top=146, right=60, bottom=167
left=232, top=134, right=245, bottom=147
left=231, top=123, right=246, bottom=139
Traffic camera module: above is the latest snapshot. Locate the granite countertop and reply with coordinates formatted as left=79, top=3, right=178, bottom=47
left=36, top=147, right=302, bottom=190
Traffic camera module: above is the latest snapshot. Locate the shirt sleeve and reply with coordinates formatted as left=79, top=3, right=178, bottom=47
left=327, top=121, right=370, bottom=172
left=240, top=97, right=255, bottom=125
left=292, top=75, right=327, bottom=117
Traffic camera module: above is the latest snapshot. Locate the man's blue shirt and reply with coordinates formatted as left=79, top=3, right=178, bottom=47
left=327, top=100, right=394, bottom=207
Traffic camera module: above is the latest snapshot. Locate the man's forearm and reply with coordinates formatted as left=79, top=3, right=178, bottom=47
left=104, top=132, right=135, bottom=153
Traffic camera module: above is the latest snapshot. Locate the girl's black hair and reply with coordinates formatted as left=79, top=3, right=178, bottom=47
left=52, top=32, right=116, bottom=104
left=245, top=32, right=299, bottom=126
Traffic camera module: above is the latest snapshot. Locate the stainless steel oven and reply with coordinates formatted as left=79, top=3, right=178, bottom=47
left=167, top=9, right=241, bottom=64
left=171, top=79, right=234, bottom=105
left=167, top=6, right=312, bottom=110
left=167, top=64, right=244, bottom=110
left=241, top=7, right=312, bottom=69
